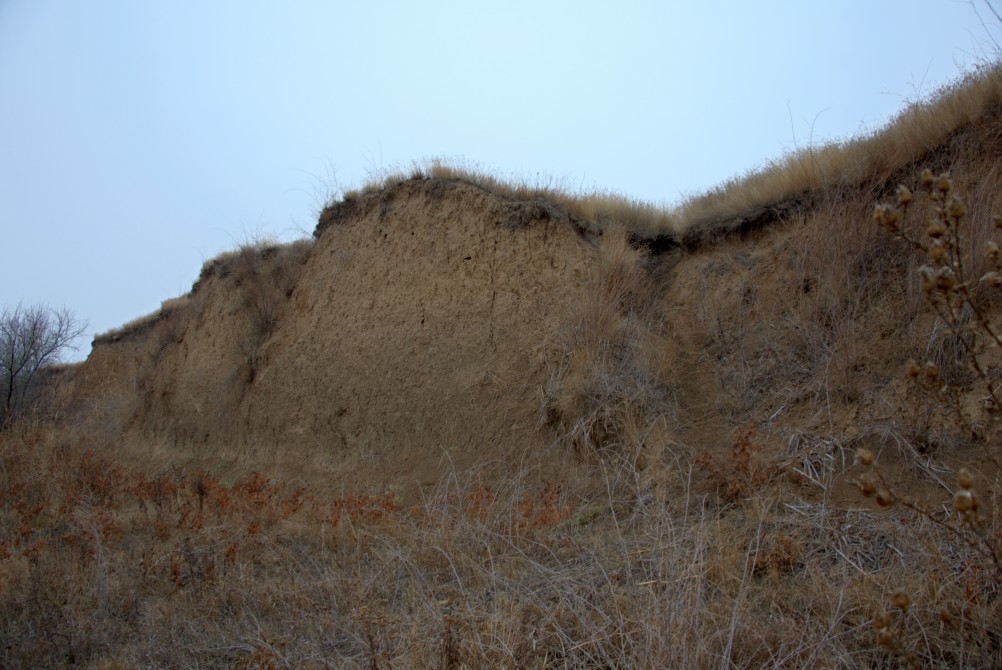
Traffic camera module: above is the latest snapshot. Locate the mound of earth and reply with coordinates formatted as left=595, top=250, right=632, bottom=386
left=61, top=178, right=599, bottom=490
left=58, top=102, right=1002, bottom=503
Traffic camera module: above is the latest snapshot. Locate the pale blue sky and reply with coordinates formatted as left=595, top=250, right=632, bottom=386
left=0, top=1, right=996, bottom=358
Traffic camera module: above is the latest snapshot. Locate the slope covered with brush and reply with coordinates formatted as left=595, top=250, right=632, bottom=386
left=22, top=61, right=1002, bottom=668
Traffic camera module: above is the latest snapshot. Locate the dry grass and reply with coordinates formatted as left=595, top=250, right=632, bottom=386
left=198, top=236, right=313, bottom=285
left=338, top=159, right=683, bottom=240
left=3, top=420, right=999, bottom=668
left=198, top=238, right=313, bottom=382
left=425, top=161, right=683, bottom=239
left=681, top=138, right=1002, bottom=431
left=542, top=228, right=680, bottom=475
left=331, top=62, right=1002, bottom=247
left=679, top=62, right=1002, bottom=234
left=93, top=294, right=194, bottom=344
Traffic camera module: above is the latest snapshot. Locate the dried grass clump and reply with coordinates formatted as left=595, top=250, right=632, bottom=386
left=424, top=159, right=683, bottom=238
left=328, top=63, right=1002, bottom=248
left=543, top=229, right=681, bottom=483
left=683, top=173, right=934, bottom=429
left=9, top=419, right=995, bottom=667
left=198, top=236, right=312, bottom=282
left=94, top=294, right=193, bottom=345
left=199, top=237, right=313, bottom=382
left=678, top=62, right=1002, bottom=234
left=331, top=159, right=683, bottom=240
left=789, top=189, right=918, bottom=401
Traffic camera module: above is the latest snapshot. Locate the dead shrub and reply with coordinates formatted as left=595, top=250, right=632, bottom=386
left=789, top=191, right=915, bottom=401
left=544, top=229, right=678, bottom=468
left=696, top=426, right=779, bottom=503
left=857, top=170, right=1002, bottom=667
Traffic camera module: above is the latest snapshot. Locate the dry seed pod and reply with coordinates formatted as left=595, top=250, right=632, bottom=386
left=892, top=590, right=911, bottom=611
left=873, top=610, right=891, bottom=630
left=935, top=268, right=955, bottom=290
left=856, top=448, right=875, bottom=466
left=921, top=169, right=935, bottom=188
left=872, top=205, right=886, bottom=223
left=896, top=184, right=913, bottom=207
left=924, top=362, right=940, bottom=381
left=981, top=271, right=1002, bottom=287
left=920, top=269, right=936, bottom=293
left=906, top=360, right=921, bottom=378
left=994, top=215, right=1002, bottom=230
left=946, top=196, right=967, bottom=219
left=859, top=476, right=877, bottom=497
left=876, top=627, right=895, bottom=647
left=927, top=222, right=946, bottom=238
left=873, top=205, right=899, bottom=229
left=876, top=489, right=895, bottom=507
left=957, top=467, right=974, bottom=490
left=935, top=173, right=952, bottom=193
left=987, top=241, right=1000, bottom=260
left=927, top=243, right=946, bottom=261
left=952, top=489, right=977, bottom=513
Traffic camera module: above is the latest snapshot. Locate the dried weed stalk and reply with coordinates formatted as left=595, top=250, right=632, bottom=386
left=864, top=169, right=1002, bottom=665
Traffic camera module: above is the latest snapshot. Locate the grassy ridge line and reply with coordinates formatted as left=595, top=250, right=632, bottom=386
left=92, top=62, right=1002, bottom=343
left=679, top=62, right=1002, bottom=236
left=336, top=62, right=1002, bottom=245
left=92, top=238, right=312, bottom=344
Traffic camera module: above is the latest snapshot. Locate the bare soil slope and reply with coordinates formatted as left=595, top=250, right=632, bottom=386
left=61, top=104, right=1002, bottom=500
left=251, top=179, right=594, bottom=488
left=64, top=178, right=596, bottom=490
left=59, top=98, right=1002, bottom=508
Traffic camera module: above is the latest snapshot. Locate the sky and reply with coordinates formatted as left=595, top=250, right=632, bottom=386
left=1, top=1, right=999, bottom=360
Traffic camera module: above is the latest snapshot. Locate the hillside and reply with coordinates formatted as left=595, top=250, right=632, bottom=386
left=5, top=64, right=1002, bottom=667
left=59, top=177, right=604, bottom=492
left=57, top=64, right=1002, bottom=499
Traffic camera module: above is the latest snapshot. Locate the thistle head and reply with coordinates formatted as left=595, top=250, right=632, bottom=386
left=896, top=184, right=913, bottom=208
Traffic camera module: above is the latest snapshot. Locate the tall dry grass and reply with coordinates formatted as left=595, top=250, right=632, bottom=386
left=679, top=62, right=1002, bottom=233
left=333, top=62, right=1002, bottom=247
left=198, top=237, right=313, bottom=382
left=337, top=158, right=683, bottom=240
left=541, top=228, right=682, bottom=489
left=4, top=419, right=1000, bottom=667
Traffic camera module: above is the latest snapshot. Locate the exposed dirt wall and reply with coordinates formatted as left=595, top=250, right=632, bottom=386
left=251, top=179, right=594, bottom=487
left=58, top=108, right=1002, bottom=497
left=63, top=178, right=596, bottom=489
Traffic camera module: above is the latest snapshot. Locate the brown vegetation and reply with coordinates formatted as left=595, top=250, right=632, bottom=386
left=8, top=62, right=1002, bottom=667
left=350, top=63, right=1002, bottom=247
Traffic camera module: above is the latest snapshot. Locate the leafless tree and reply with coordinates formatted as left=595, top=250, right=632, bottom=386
left=0, top=303, right=87, bottom=428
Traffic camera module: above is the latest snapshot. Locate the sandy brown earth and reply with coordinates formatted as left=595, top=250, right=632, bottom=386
left=58, top=105, right=1002, bottom=506
left=19, top=79, right=1002, bottom=669
left=61, top=178, right=602, bottom=492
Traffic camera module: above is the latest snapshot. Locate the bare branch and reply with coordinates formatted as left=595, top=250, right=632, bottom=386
left=0, top=303, right=87, bottom=427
